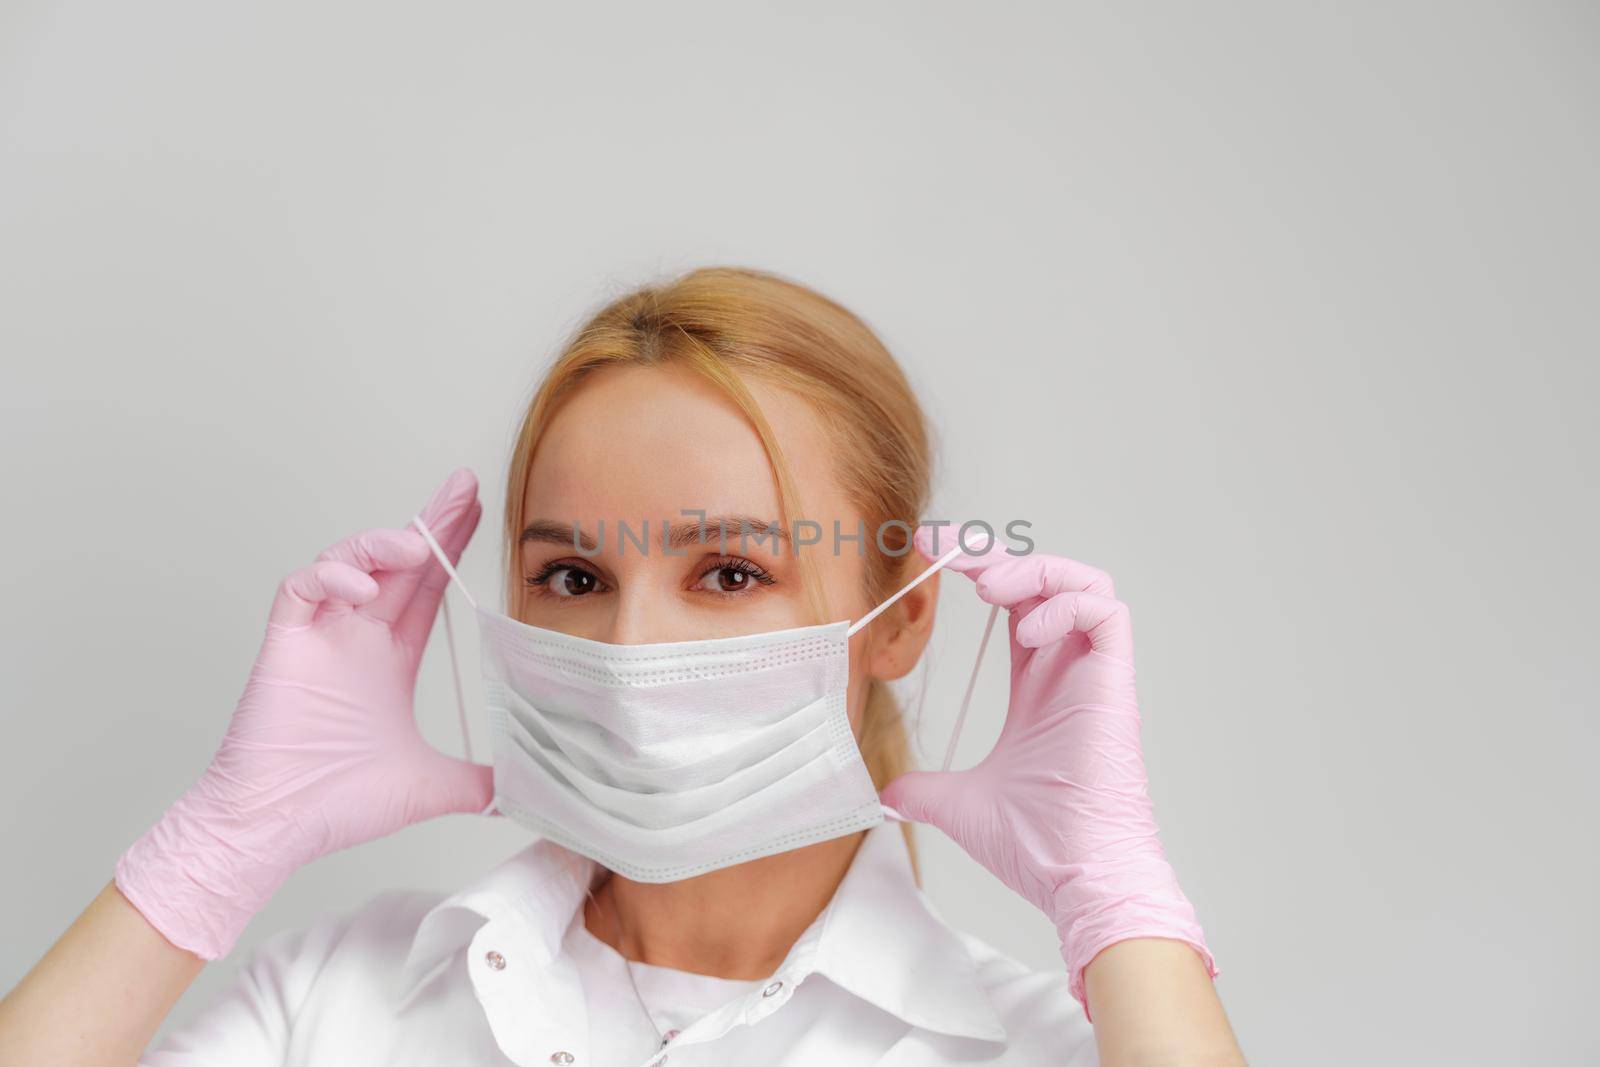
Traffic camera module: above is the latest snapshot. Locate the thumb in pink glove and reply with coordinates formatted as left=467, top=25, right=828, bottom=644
left=114, top=467, right=494, bottom=960
left=880, top=525, right=1218, bottom=1019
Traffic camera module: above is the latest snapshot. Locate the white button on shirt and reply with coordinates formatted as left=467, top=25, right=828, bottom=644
left=140, top=823, right=1099, bottom=1066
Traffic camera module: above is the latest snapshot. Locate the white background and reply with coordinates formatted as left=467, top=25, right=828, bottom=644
left=2, top=2, right=1595, bottom=1063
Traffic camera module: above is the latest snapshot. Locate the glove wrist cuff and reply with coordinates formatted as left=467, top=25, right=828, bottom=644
left=113, top=787, right=300, bottom=960
left=1050, top=866, right=1220, bottom=1022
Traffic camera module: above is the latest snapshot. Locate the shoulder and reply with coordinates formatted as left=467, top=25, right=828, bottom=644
left=957, top=930, right=1099, bottom=1065
left=322, top=888, right=447, bottom=952
left=143, top=891, right=453, bottom=1065
left=232, top=888, right=448, bottom=1000
left=254, top=888, right=445, bottom=961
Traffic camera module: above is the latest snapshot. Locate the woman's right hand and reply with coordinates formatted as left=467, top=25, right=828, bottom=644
left=113, top=467, right=494, bottom=960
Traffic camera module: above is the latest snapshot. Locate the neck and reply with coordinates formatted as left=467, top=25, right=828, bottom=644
left=584, top=830, right=866, bottom=979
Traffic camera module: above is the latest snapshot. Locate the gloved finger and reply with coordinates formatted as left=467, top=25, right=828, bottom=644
left=315, top=526, right=434, bottom=627
left=976, top=553, right=1116, bottom=610
left=1016, top=590, right=1134, bottom=663
left=385, top=469, right=479, bottom=632
left=396, top=493, right=482, bottom=643
left=268, top=560, right=381, bottom=628
left=352, top=527, right=440, bottom=625
left=413, top=754, right=496, bottom=821
left=878, top=769, right=956, bottom=828
left=315, top=527, right=432, bottom=574
left=912, top=523, right=1019, bottom=580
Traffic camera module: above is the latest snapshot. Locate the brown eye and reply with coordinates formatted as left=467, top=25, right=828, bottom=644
left=691, top=557, right=776, bottom=595
left=555, top=568, right=598, bottom=597
left=713, top=566, right=748, bottom=592
left=526, top=563, right=605, bottom=599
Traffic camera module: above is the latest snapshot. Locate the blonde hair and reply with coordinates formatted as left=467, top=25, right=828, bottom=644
left=501, top=266, right=936, bottom=875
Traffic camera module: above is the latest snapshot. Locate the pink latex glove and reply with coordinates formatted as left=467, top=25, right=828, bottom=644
left=114, top=468, right=494, bottom=960
left=880, top=526, right=1218, bottom=1020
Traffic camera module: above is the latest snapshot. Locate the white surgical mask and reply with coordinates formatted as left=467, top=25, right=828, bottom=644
left=411, top=514, right=994, bottom=883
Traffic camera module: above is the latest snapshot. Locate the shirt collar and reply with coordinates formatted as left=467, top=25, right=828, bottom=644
left=393, top=823, right=1006, bottom=1043
left=394, top=836, right=597, bottom=1004
left=802, top=821, right=1008, bottom=1042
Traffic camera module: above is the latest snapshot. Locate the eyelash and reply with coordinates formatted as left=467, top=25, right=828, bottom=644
left=523, top=555, right=777, bottom=602
left=701, top=555, right=778, bottom=590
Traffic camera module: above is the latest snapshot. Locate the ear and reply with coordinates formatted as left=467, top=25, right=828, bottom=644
left=865, top=570, right=940, bottom=682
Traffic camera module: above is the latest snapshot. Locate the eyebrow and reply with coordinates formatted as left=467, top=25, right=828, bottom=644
left=519, top=515, right=791, bottom=554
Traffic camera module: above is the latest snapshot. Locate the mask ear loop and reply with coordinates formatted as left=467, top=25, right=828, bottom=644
left=410, top=515, right=482, bottom=782
left=846, top=542, right=966, bottom=638
left=941, top=603, right=1001, bottom=772
left=845, top=542, right=998, bottom=788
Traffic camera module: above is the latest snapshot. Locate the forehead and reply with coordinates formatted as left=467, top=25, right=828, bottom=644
left=523, top=363, right=852, bottom=534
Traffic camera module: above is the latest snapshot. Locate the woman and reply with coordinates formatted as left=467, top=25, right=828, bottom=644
left=0, top=268, right=1242, bottom=1066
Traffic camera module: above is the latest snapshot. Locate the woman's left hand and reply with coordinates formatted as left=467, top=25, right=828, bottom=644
left=880, top=526, right=1218, bottom=1017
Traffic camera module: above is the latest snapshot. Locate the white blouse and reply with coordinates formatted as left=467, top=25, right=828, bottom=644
left=563, top=914, right=765, bottom=1060
left=141, top=823, right=1100, bottom=1066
